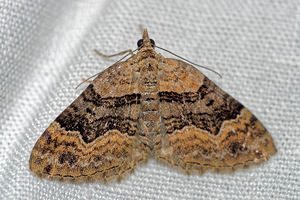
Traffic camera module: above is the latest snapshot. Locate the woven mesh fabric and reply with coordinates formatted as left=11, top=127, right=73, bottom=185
left=0, top=0, right=299, bottom=199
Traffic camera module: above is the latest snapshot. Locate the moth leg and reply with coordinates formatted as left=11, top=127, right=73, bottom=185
left=94, top=49, right=134, bottom=58
left=81, top=78, right=92, bottom=84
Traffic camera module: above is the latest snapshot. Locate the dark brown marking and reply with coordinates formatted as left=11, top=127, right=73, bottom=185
left=228, top=142, right=245, bottom=156
left=44, top=165, right=52, bottom=174
left=58, top=152, right=78, bottom=167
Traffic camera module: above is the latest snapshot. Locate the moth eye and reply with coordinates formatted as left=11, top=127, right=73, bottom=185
left=150, top=39, right=155, bottom=47
left=137, top=39, right=143, bottom=48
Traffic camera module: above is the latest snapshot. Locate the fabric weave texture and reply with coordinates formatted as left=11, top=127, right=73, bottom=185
left=0, top=0, right=299, bottom=199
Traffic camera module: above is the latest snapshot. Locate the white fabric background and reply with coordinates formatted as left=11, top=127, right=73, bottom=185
left=0, top=0, right=299, bottom=199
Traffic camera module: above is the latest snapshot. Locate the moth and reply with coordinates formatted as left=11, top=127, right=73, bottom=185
left=30, top=29, right=276, bottom=182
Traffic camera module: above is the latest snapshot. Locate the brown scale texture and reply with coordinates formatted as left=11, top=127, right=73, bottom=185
left=29, top=29, right=276, bottom=182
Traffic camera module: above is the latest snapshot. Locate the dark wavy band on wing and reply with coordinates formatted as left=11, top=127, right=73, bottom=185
left=55, top=84, right=141, bottom=143
left=159, top=78, right=244, bottom=136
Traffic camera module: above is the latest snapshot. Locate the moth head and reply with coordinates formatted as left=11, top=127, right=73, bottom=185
left=137, top=38, right=155, bottom=48
left=137, top=29, right=155, bottom=48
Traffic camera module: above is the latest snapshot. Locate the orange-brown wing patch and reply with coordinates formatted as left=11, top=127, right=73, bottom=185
left=29, top=62, right=146, bottom=182
left=156, top=59, right=276, bottom=173
left=29, top=122, right=142, bottom=182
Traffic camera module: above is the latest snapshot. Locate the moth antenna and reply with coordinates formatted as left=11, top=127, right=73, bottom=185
left=155, top=45, right=222, bottom=78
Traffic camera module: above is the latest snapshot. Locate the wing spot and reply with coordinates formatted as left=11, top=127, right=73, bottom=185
left=206, top=99, right=214, bottom=106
